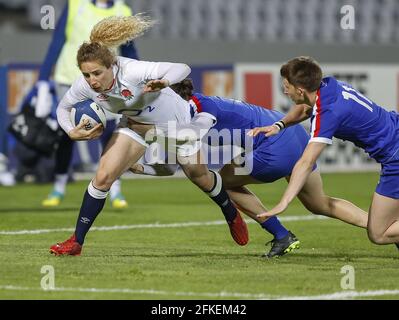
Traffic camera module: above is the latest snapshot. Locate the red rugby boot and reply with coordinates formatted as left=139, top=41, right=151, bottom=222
left=50, top=234, right=82, bottom=256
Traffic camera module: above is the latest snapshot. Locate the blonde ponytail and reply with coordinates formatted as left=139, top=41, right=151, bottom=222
left=77, top=13, right=155, bottom=69
left=90, top=14, right=155, bottom=48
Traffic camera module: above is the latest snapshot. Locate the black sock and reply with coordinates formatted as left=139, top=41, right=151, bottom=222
left=207, top=170, right=238, bottom=223
left=75, top=184, right=107, bottom=245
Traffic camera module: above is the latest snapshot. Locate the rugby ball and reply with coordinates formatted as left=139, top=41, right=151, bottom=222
left=70, top=99, right=107, bottom=130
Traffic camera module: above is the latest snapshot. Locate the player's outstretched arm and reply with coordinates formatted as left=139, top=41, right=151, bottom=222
left=247, top=124, right=281, bottom=137
left=248, top=104, right=312, bottom=137
left=257, top=142, right=326, bottom=218
left=282, top=103, right=313, bottom=125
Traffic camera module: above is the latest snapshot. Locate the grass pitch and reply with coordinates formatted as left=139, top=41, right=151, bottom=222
left=0, top=172, right=398, bottom=300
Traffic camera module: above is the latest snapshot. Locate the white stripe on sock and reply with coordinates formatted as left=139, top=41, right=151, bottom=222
left=87, top=181, right=108, bottom=199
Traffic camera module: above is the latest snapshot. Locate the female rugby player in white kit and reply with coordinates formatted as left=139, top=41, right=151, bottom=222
left=50, top=15, right=249, bottom=255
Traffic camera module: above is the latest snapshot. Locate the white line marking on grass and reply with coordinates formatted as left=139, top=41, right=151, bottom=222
left=1, top=285, right=398, bottom=300
left=276, top=289, right=399, bottom=300
left=0, top=215, right=327, bottom=235
left=0, top=285, right=274, bottom=299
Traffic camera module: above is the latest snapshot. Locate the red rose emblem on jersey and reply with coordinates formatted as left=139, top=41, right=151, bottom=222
left=121, top=89, right=133, bottom=98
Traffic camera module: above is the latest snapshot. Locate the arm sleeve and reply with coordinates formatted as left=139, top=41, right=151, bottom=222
left=155, top=62, right=191, bottom=85
left=309, top=107, right=340, bottom=145
left=38, top=3, right=68, bottom=80
left=56, top=101, right=74, bottom=134
left=124, top=60, right=191, bottom=87
left=56, top=78, right=89, bottom=134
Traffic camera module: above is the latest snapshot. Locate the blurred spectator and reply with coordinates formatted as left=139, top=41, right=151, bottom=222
left=0, top=153, right=15, bottom=186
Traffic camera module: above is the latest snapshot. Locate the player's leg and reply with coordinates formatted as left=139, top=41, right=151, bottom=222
left=177, top=149, right=248, bottom=246
left=288, top=124, right=367, bottom=228
left=50, top=132, right=146, bottom=255
left=220, top=163, right=299, bottom=257
left=227, top=126, right=308, bottom=256
left=219, top=163, right=267, bottom=220
left=42, top=131, right=73, bottom=207
left=294, top=170, right=368, bottom=228
left=94, top=133, right=145, bottom=190
left=130, top=142, right=180, bottom=176
left=367, top=193, right=399, bottom=244
left=368, top=166, right=399, bottom=245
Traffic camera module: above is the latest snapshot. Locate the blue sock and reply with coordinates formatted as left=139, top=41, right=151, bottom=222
left=75, top=184, right=107, bottom=245
left=207, top=171, right=237, bottom=222
left=260, top=217, right=289, bottom=240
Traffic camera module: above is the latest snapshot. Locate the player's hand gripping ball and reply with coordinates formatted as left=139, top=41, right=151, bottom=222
left=70, top=99, right=107, bottom=130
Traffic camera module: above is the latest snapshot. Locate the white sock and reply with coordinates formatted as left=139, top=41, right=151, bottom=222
left=206, top=170, right=222, bottom=197
left=54, top=174, right=68, bottom=195
left=88, top=180, right=109, bottom=199
left=110, top=179, right=121, bottom=200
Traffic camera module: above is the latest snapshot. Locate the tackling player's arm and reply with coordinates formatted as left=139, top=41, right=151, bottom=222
left=139, top=61, right=191, bottom=93
left=281, top=103, right=313, bottom=126
left=257, top=142, right=326, bottom=218
left=248, top=103, right=312, bottom=137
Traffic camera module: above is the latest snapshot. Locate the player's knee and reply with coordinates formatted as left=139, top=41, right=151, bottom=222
left=94, top=170, right=114, bottom=189
left=192, top=173, right=212, bottom=190
left=367, top=230, right=386, bottom=245
left=301, top=200, right=328, bottom=216
left=308, top=197, right=335, bottom=216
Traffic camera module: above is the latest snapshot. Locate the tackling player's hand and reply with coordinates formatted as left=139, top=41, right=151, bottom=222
left=143, top=79, right=170, bottom=93
left=68, top=120, right=103, bottom=141
left=256, top=200, right=288, bottom=218
left=247, top=125, right=280, bottom=137
left=127, top=118, right=155, bottom=137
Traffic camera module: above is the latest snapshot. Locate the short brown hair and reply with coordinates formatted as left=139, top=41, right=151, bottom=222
left=170, top=78, right=194, bottom=101
left=280, top=56, right=322, bottom=92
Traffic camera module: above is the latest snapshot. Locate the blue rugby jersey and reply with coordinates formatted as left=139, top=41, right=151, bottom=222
left=310, top=77, right=399, bottom=163
left=190, top=93, right=286, bottom=148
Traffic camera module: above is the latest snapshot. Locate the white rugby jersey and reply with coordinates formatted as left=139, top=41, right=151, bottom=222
left=57, top=56, right=192, bottom=133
